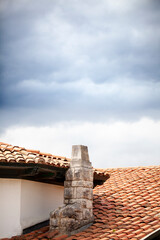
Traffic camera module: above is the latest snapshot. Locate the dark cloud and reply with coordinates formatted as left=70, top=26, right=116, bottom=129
left=0, top=0, right=160, bottom=128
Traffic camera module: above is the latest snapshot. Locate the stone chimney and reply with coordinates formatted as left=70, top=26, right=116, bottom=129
left=50, top=145, right=94, bottom=235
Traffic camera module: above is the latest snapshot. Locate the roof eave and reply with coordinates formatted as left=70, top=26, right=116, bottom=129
left=141, top=228, right=160, bottom=240
left=0, top=162, right=109, bottom=186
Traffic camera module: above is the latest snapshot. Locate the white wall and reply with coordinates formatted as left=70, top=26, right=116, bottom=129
left=0, top=179, right=64, bottom=238
left=0, top=179, right=22, bottom=238
left=20, top=180, right=64, bottom=229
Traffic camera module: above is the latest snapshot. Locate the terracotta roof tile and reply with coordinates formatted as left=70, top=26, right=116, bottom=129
left=0, top=142, right=69, bottom=169
left=0, top=142, right=108, bottom=179
left=1, top=142, right=160, bottom=239
left=62, top=165, right=157, bottom=239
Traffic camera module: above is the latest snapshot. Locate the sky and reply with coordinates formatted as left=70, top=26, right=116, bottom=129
left=0, top=0, right=160, bottom=168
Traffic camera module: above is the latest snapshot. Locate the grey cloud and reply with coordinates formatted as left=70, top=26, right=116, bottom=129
left=0, top=0, right=160, bottom=128
left=1, top=79, right=160, bottom=131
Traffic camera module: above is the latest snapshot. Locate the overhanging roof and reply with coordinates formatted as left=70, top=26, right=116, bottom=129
left=0, top=142, right=109, bottom=186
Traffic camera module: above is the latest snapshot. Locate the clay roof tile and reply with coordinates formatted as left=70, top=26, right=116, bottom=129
left=0, top=142, right=160, bottom=239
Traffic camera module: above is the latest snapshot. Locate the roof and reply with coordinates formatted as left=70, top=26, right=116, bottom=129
left=0, top=142, right=70, bottom=168
left=1, top=164, right=160, bottom=240
left=0, top=142, right=109, bottom=185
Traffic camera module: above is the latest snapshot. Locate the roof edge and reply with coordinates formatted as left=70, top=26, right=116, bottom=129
left=141, top=228, right=160, bottom=240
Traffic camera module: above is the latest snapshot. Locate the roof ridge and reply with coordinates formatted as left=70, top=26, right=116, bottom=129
left=97, top=165, right=160, bottom=172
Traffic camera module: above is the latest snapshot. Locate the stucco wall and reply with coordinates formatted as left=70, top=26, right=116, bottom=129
left=20, top=180, right=64, bottom=229
left=0, top=179, right=22, bottom=238
left=0, top=179, right=64, bottom=238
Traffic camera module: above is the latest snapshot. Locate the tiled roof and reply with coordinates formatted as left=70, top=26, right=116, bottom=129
left=0, top=142, right=108, bottom=178
left=0, top=142, right=70, bottom=168
left=1, top=165, right=160, bottom=240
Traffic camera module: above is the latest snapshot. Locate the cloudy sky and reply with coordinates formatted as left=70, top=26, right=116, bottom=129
left=0, top=0, right=160, bottom=168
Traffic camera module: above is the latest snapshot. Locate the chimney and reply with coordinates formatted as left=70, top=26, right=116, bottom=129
left=50, top=145, right=94, bottom=235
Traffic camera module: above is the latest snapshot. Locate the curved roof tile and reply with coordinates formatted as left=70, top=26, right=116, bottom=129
left=0, top=142, right=108, bottom=178
left=0, top=142, right=159, bottom=239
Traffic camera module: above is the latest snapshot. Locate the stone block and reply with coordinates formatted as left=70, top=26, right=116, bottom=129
left=71, top=180, right=93, bottom=188
left=72, top=145, right=89, bottom=162
left=64, top=199, right=69, bottom=204
left=50, top=208, right=60, bottom=218
left=60, top=218, right=75, bottom=232
left=83, top=168, right=93, bottom=181
left=72, top=180, right=84, bottom=187
left=67, top=199, right=87, bottom=208
left=74, top=168, right=81, bottom=180
left=83, top=181, right=93, bottom=188
left=50, top=218, right=58, bottom=227
left=72, top=168, right=93, bottom=181
left=76, top=187, right=85, bottom=199
left=65, top=168, right=74, bottom=181
left=83, top=209, right=93, bottom=220
left=64, top=180, right=72, bottom=188
left=86, top=200, right=93, bottom=209
left=60, top=217, right=83, bottom=233
left=61, top=205, right=78, bottom=218
left=70, top=159, right=92, bottom=168
left=83, top=188, right=93, bottom=200
left=64, top=188, right=73, bottom=199
left=75, top=187, right=93, bottom=200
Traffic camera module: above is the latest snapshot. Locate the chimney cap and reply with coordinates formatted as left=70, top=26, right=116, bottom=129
left=71, top=145, right=89, bottom=161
